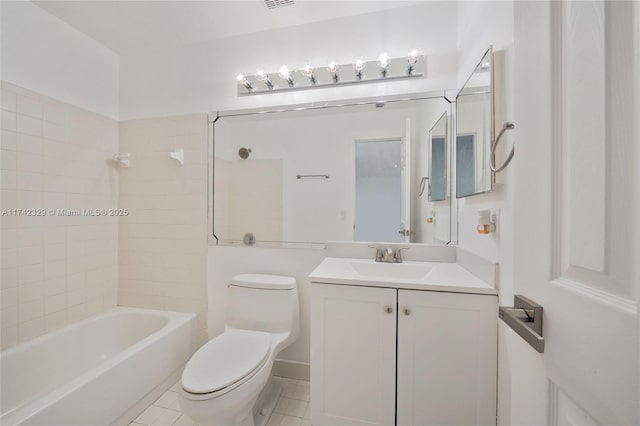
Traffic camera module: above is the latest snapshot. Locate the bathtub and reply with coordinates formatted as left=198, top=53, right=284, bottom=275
left=1, top=308, right=197, bottom=426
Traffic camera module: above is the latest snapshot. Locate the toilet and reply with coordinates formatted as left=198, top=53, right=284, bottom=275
left=179, top=274, right=300, bottom=426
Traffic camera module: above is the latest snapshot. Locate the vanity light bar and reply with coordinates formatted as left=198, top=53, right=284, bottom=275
left=236, top=51, right=425, bottom=96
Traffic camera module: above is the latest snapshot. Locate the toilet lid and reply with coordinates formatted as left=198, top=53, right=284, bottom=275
left=182, top=329, right=271, bottom=394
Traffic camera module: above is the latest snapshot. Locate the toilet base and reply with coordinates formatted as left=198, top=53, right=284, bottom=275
left=253, top=378, right=283, bottom=426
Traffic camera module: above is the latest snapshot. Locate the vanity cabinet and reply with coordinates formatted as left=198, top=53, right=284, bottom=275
left=310, top=283, right=497, bottom=426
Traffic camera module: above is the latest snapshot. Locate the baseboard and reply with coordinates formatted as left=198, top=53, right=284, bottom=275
left=272, top=359, right=310, bottom=381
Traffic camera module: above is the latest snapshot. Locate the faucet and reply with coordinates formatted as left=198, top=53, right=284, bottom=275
left=369, top=245, right=409, bottom=263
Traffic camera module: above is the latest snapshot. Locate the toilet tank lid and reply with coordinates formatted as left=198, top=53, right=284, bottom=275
left=230, top=274, right=296, bottom=290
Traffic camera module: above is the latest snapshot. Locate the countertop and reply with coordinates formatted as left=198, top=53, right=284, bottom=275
left=309, top=257, right=498, bottom=296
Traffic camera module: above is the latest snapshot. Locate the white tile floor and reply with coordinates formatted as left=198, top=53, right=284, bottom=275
left=130, top=377, right=311, bottom=426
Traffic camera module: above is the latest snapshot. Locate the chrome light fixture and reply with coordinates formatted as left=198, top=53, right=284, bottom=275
left=236, top=74, right=253, bottom=90
left=278, top=65, right=295, bottom=88
left=377, top=52, right=390, bottom=77
left=236, top=51, right=425, bottom=95
left=257, top=70, right=274, bottom=90
left=328, top=61, right=339, bottom=83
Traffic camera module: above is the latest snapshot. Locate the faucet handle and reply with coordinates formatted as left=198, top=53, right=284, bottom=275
left=368, top=245, right=384, bottom=261
left=394, top=247, right=410, bottom=262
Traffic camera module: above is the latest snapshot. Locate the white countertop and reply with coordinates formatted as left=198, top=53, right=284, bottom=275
left=309, top=257, right=498, bottom=296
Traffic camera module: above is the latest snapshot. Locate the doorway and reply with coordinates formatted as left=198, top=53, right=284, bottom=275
left=354, top=139, right=404, bottom=242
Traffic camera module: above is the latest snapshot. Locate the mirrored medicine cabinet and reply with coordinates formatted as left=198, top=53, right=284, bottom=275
left=455, top=47, right=495, bottom=198
left=209, top=93, right=456, bottom=247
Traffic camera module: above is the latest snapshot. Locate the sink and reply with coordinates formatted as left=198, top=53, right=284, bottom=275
left=349, top=262, right=433, bottom=280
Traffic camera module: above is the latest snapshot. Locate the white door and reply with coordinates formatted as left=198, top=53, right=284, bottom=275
left=397, top=290, right=497, bottom=426
left=310, top=284, right=397, bottom=426
left=354, top=139, right=404, bottom=242
left=509, top=1, right=639, bottom=425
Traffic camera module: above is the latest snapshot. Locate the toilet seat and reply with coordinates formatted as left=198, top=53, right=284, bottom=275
left=181, top=329, right=271, bottom=398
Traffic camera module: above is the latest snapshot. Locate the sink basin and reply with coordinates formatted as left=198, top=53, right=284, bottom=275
left=349, top=262, right=433, bottom=280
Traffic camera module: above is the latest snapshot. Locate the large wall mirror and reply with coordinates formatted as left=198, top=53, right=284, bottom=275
left=455, top=47, right=494, bottom=198
left=211, top=94, right=456, bottom=247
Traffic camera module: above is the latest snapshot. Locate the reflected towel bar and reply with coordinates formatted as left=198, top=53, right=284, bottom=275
left=499, top=295, right=545, bottom=353
left=296, top=174, right=330, bottom=179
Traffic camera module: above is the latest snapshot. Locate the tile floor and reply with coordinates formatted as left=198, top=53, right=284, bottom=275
left=130, top=377, right=311, bottom=426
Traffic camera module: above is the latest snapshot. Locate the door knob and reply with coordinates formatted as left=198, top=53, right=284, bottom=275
left=384, top=306, right=393, bottom=314
left=402, top=308, right=411, bottom=316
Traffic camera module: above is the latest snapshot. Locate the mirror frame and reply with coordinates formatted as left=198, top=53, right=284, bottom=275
left=454, top=45, right=495, bottom=198
left=207, top=91, right=458, bottom=248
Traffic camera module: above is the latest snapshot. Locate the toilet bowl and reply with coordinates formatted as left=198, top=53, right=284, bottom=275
left=179, top=274, right=300, bottom=426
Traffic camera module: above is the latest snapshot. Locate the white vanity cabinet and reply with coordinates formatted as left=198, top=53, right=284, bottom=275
left=310, top=283, right=497, bottom=426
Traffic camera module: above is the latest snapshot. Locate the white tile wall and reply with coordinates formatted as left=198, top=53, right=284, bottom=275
left=117, top=114, right=208, bottom=344
left=0, top=81, right=118, bottom=349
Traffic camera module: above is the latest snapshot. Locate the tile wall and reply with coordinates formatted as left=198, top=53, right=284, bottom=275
left=0, top=82, right=119, bottom=349
left=117, top=114, right=208, bottom=344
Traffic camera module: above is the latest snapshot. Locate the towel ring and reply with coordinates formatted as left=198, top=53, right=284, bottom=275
left=418, top=177, right=430, bottom=197
left=490, top=122, right=515, bottom=172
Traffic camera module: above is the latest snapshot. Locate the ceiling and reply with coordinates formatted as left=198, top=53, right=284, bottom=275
left=34, top=0, right=423, bottom=54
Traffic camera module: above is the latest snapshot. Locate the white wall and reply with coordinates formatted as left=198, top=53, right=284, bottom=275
left=0, top=1, right=119, bottom=119
left=118, top=2, right=458, bottom=120
left=456, top=1, right=516, bottom=425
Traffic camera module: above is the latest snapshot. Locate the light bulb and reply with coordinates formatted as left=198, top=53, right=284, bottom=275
left=377, top=52, right=389, bottom=68
left=278, top=65, right=294, bottom=87
left=407, top=49, right=419, bottom=75
left=407, top=49, right=418, bottom=65
left=236, top=74, right=253, bottom=90
left=377, top=52, right=390, bottom=77
left=353, top=58, right=365, bottom=80
left=303, top=64, right=317, bottom=85
left=328, top=61, right=339, bottom=83
left=303, top=64, right=313, bottom=76
left=256, top=70, right=273, bottom=89
left=278, top=65, right=290, bottom=79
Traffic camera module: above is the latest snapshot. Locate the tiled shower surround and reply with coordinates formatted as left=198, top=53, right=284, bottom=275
left=1, top=84, right=209, bottom=349
left=0, top=82, right=119, bottom=349
left=117, top=114, right=209, bottom=344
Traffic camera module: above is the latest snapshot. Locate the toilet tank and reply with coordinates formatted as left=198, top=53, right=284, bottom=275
left=225, top=274, right=300, bottom=338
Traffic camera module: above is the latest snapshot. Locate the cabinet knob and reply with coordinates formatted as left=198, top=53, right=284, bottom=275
left=384, top=306, right=393, bottom=314
left=402, top=308, right=411, bottom=316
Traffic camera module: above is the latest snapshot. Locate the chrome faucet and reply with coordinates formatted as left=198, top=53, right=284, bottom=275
left=369, top=246, right=409, bottom=263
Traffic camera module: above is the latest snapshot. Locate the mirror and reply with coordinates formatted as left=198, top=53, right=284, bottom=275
left=455, top=47, right=493, bottom=198
left=212, top=95, right=455, bottom=246
left=428, top=112, right=448, bottom=202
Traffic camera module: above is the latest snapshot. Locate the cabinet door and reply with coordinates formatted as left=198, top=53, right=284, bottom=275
left=397, top=290, right=498, bottom=426
left=311, top=284, right=397, bottom=426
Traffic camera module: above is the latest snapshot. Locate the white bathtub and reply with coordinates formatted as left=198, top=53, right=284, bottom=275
left=1, top=308, right=197, bottom=426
